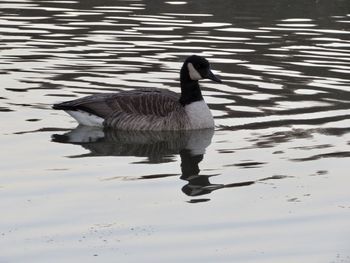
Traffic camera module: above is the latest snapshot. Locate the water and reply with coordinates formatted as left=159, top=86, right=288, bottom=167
left=1, top=0, right=350, bottom=262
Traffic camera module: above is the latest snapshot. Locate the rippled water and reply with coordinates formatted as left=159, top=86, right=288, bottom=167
left=1, top=0, right=350, bottom=262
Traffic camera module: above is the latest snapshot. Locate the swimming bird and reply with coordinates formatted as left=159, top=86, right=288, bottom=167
left=53, top=55, right=222, bottom=130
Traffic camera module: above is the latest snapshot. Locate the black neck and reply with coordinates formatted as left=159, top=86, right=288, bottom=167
left=179, top=63, right=203, bottom=106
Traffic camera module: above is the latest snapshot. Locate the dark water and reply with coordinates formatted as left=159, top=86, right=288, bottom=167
left=1, top=0, right=350, bottom=262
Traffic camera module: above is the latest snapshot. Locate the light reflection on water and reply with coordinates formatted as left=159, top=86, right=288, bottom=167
left=0, top=0, right=350, bottom=262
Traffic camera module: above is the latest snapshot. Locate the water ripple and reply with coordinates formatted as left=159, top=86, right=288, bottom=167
left=1, top=1, right=350, bottom=261
left=1, top=0, right=349, bottom=153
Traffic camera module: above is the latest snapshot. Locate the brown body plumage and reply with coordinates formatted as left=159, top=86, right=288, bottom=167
left=53, top=89, right=190, bottom=130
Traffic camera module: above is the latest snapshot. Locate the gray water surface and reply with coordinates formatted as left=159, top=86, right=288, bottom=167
left=0, top=0, right=350, bottom=262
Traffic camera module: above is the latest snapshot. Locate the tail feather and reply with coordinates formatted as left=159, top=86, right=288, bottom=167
left=52, top=102, right=77, bottom=111
left=52, top=95, right=112, bottom=118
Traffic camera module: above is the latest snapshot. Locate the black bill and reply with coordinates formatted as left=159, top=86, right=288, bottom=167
left=207, top=69, right=222, bottom=83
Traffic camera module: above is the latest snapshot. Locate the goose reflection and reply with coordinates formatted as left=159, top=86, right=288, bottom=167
left=179, top=149, right=255, bottom=199
left=52, top=127, right=263, bottom=200
left=52, top=126, right=213, bottom=163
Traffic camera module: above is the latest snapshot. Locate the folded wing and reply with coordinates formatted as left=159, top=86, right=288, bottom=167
left=53, top=89, right=189, bottom=130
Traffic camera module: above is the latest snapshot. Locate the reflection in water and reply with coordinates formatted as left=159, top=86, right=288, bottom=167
left=53, top=126, right=288, bottom=200
left=180, top=148, right=254, bottom=199
left=52, top=126, right=214, bottom=163
left=180, top=148, right=288, bottom=201
left=53, top=127, right=217, bottom=198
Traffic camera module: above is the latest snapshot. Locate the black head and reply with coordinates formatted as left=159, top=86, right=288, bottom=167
left=184, top=55, right=222, bottom=83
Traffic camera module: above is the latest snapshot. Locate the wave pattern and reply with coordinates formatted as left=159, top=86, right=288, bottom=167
left=1, top=0, right=349, bottom=172
left=1, top=1, right=350, bottom=262
left=1, top=0, right=349, bottom=130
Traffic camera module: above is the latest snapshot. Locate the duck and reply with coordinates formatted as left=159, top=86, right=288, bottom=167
left=52, top=55, right=222, bottom=130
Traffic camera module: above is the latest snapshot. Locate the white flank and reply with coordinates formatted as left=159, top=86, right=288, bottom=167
left=66, top=110, right=104, bottom=127
left=187, top=62, right=202, bottom=80
left=185, top=100, right=214, bottom=129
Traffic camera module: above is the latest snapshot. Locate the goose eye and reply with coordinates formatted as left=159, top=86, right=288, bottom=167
left=197, top=64, right=206, bottom=70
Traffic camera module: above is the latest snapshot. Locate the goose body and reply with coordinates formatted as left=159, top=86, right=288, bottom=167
left=53, top=55, right=221, bottom=131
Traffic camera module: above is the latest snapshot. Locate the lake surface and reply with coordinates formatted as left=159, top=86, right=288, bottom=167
left=1, top=0, right=350, bottom=262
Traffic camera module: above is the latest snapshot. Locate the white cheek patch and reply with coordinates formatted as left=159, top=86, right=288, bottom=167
left=187, top=62, right=202, bottom=80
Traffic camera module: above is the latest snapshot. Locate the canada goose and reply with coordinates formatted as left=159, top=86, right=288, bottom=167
left=53, top=55, right=222, bottom=130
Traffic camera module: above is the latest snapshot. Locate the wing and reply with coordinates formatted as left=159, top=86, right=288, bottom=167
left=104, top=108, right=188, bottom=130
left=53, top=89, right=181, bottom=119
left=105, top=89, right=181, bottom=117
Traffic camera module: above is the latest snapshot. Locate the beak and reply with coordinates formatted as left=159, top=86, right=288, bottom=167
left=207, top=69, right=222, bottom=83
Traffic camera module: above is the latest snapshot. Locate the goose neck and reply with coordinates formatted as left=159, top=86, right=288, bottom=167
left=179, top=80, right=203, bottom=106
left=179, top=66, right=203, bottom=106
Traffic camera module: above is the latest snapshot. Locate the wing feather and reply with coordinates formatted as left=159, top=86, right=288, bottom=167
left=54, top=89, right=180, bottom=117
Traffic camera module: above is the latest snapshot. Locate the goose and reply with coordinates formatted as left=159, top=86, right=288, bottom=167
left=53, top=55, right=222, bottom=130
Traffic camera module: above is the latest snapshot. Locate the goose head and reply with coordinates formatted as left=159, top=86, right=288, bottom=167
left=179, top=55, right=221, bottom=106
left=182, top=55, right=222, bottom=83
